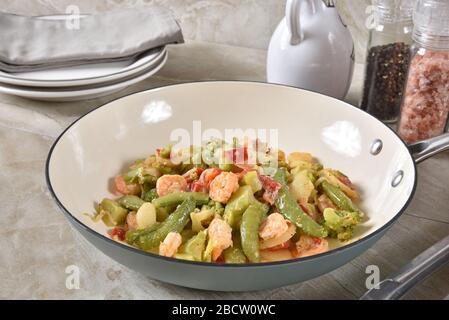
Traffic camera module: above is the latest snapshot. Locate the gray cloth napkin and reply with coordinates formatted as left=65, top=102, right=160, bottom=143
left=0, top=7, right=184, bottom=73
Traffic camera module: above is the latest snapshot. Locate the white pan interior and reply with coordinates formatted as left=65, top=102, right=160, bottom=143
left=47, top=81, right=416, bottom=253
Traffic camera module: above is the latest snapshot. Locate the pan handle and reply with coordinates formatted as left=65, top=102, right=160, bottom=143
left=408, top=132, right=449, bottom=164
left=360, top=235, right=449, bottom=300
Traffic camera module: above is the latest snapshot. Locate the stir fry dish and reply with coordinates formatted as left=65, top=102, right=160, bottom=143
left=91, top=138, right=364, bottom=263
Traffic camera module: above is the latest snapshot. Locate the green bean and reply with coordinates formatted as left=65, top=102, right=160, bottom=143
left=152, top=192, right=209, bottom=207
left=274, top=169, right=328, bottom=238
left=125, top=222, right=161, bottom=244
left=131, top=198, right=196, bottom=250
left=321, top=180, right=359, bottom=212
left=117, top=195, right=145, bottom=211
left=142, top=187, right=158, bottom=202
left=240, top=204, right=268, bottom=263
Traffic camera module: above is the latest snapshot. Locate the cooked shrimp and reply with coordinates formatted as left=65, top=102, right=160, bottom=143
left=259, top=213, right=289, bottom=240
left=126, top=212, right=138, bottom=231
left=295, top=235, right=329, bottom=258
left=115, top=175, right=141, bottom=195
left=159, top=232, right=182, bottom=257
left=209, top=172, right=239, bottom=203
left=208, top=218, right=233, bottom=261
left=156, top=174, right=188, bottom=197
left=199, top=168, right=222, bottom=187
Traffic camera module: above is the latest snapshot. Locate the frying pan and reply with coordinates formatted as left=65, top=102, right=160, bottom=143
left=46, top=81, right=449, bottom=291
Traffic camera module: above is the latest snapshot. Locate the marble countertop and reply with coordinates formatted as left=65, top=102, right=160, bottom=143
left=1, top=41, right=448, bottom=300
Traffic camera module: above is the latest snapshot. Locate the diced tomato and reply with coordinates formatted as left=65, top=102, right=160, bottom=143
left=299, top=203, right=310, bottom=214
left=190, top=181, right=207, bottom=193
left=311, top=237, right=322, bottom=245
left=259, top=174, right=281, bottom=204
left=338, top=174, right=355, bottom=190
left=259, top=174, right=281, bottom=192
left=224, top=147, right=248, bottom=164
left=109, top=227, right=126, bottom=241
left=268, top=240, right=292, bottom=251
left=262, top=191, right=276, bottom=205
left=200, top=168, right=222, bottom=186
left=215, top=254, right=225, bottom=264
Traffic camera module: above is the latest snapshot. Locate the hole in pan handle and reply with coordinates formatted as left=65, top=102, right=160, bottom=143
left=360, top=234, right=449, bottom=300
left=408, top=132, right=449, bottom=164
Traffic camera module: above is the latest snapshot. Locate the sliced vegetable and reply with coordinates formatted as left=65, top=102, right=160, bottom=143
left=191, top=208, right=215, bottom=232
left=240, top=171, right=262, bottom=193
left=99, top=199, right=128, bottom=226
left=173, top=253, right=195, bottom=261
left=203, top=235, right=214, bottom=262
left=273, top=169, right=328, bottom=238
left=223, top=246, right=247, bottom=264
left=289, top=169, right=315, bottom=204
left=260, top=249, right=292, bottom=262
left=223, top=186, right=256, bottom=228
left=183, top=230, right=207, bottom=261
left=288, top=152, right=314, bottom=167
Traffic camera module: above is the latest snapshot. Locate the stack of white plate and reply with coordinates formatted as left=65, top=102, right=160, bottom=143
left=0, top=15, right=168, bottom=102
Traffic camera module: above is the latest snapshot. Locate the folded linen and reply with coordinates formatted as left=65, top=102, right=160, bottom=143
left=0, top=7, right=183, bottom=72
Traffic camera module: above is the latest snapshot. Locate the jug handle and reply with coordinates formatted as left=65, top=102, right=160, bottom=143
left=286, top=0, right=303, bottom=45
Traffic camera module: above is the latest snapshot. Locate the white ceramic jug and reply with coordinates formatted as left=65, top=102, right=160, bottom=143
left=267, top=0, right=354, bottom=99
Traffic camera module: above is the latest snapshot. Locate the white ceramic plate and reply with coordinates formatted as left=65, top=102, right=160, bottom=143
left=46, top=81, right=439, bottom=291
left=0, top=15, right=165, bottom=88
left=0, top=52, right=167, bottom=101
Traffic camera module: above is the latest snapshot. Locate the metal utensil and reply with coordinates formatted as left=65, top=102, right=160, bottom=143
left=360, top=234, right=449, bottom=300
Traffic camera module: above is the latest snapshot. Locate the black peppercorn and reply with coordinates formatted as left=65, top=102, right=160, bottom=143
left=361, top=42, right=411, bottom=122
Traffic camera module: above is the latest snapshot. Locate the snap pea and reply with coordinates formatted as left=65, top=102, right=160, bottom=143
left=118, top=195, right=145, bottom=211
left=240, top=204, right=268, bottom=263
left=273, top=169, right=328, bottom=238
left=152, top=192, right=209, bottom=207
left=321, top=180, right=359, bottom=212
left=131, top=198, right=196, bottom=250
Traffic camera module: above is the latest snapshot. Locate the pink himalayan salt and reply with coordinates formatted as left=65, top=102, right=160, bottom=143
left=398, top=50, right=449, bottom=144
